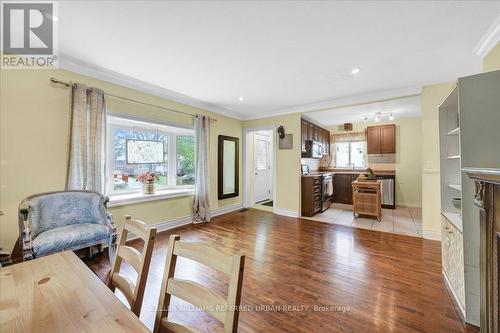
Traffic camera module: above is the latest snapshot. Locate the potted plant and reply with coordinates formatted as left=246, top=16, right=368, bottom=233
left=136, top=171, right=159, bottom=194
left=366, top=168, right=376, bottom=180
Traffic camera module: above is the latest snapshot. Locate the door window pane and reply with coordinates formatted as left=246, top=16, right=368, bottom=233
left=176, top=135, right=195, bottom=185
left=255, top=139, right=268, bottom=171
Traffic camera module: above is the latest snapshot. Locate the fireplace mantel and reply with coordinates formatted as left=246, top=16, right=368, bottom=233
left=463, top=167, right=500, bottom=333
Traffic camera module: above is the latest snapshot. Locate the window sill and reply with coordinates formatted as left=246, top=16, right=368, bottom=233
left=108, top=188, right=194, bottom=208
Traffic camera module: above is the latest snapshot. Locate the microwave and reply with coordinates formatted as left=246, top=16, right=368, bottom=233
left=312, top=141, right=323, bottom=158
left=303, top=140, right=323, bottom=158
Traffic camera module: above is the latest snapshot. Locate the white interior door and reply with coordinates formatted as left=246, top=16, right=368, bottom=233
left=253, top=132, right=271, bottom=203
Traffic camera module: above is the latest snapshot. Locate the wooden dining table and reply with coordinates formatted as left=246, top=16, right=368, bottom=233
left=0, top=251, right=151, bottom=333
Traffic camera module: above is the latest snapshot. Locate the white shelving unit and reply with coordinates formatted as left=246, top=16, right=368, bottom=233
left=447, top=127, right=460, bottom=136
left=438, top=86, right=462, bottom=231
left=438, top=85, right=465, bottom=317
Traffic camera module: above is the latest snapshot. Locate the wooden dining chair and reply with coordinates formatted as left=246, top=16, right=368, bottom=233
left=154, top=235, right=245, bottom=333
left=107, top=215, right=157, bottom=317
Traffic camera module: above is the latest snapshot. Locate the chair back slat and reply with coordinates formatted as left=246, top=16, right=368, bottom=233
left=111, top=272, right=135, bottom=305
left=167, top=278, right=227, bottom=322
left=173, top=241, right=234, bottom=275
left=107, top=215, right=156, bottom=317
left=161, top=318, right=202, bottom=333
left=154, top=235, right=245, bottom=333
left=118, top=245, right=142, bottom=273
left=124, top=218, right=150, bottom=240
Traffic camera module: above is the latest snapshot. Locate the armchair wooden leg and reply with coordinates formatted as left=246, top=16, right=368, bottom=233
left=108, top=234, right=117, bottom=264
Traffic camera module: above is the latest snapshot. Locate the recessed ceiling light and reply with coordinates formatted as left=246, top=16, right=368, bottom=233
left=238, top=97, right=244, bottom=102
left=351, top=68, right=360, bottom=75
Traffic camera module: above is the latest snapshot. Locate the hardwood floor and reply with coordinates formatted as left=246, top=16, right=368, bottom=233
left=84, top=208, right=477, bottom=333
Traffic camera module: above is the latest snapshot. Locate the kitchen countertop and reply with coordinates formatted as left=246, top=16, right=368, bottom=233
left=302, top=169, right=395, bottom=177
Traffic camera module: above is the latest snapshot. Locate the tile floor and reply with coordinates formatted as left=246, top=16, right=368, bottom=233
left=302, top=203, right=422, bottom=237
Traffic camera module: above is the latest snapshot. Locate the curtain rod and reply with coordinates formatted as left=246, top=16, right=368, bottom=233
left=49, top=77, right=217, bottom=122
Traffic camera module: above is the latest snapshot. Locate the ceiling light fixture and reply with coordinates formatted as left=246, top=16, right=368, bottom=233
left=351, top=68, right=360, bottom=75
left=238, top=97, right=244, bottom=102
left=363, top=111, right=394, bottom=122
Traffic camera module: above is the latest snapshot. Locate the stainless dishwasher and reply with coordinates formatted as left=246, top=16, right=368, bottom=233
left=376, top=176, right=395, bottom=208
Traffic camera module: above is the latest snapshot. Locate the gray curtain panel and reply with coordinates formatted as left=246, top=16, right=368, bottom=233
left=66, top=83, right=107, bottom=194
left=193, top=114, right=211, bottom=223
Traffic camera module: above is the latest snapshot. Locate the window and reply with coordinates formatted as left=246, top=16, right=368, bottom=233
left=107, top=116, right=195, bottom=196
left=334, top=141, right=366, bottom=169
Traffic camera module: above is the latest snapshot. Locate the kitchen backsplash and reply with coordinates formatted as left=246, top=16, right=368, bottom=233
left=367, top=154, right=396, bottom=171
left=301, top=158, right=320, bottom=171
left=302, top=155, right=396, bottom=172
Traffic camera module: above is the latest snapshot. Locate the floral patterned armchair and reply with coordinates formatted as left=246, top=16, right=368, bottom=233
left=18, top=190, right=116, bottom=261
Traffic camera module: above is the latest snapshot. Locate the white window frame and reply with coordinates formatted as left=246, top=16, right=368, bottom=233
left=334, top=141, right=367, bottom=169
left=106, top=115, right=195, bottom=203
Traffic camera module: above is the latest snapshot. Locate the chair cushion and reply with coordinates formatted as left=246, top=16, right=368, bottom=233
left=28, top=192, right=108, bottom=238
left=33, top=223, right=110, bottom=257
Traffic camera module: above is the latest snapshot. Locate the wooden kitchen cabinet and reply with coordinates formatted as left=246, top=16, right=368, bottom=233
left=301, top=176, right=323, bottom=217
left=380, top=124, right=396, bottom=153
left=312, top=126, right=319, bottom=141
left=300, top=118, right=330, bottom=157
left=301, top=121, right=309, bottom=151
left=333, top=174, right=358, bottom=204
left=367, top=126, right=380, bottom=154
left=366, top=124, right=396, bottom=154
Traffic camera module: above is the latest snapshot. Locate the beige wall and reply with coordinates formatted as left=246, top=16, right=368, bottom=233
left=0, top=69, right=242, bottom=252
left=243, top=114, right=301, bottom=214
left=483, top=42, right=500, bottom=72
left=420, top=82, right=456, bottom=238
left=326, top=117, right=422, bottom=207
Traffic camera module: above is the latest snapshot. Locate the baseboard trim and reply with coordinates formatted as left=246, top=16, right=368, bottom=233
left=442, top=268, right=466, bottom=320
left=211, top=203, right=243, bottom=217
left=273, top=208, right=300, bottom=218
left=423, top=230, right=441, bottom=240
left=125, top=203, right=243, bottom=241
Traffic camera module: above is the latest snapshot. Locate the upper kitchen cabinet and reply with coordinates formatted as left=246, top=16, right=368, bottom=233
left=367, top=124, right=396, bottom=154
left=301, top=118, right=330, bottom=157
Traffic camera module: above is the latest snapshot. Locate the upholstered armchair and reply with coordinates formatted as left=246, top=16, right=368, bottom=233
left=18, top=190, right=117, bottom=261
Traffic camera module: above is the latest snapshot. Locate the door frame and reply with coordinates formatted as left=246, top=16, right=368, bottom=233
left=243, top=126, right=277, bottom=212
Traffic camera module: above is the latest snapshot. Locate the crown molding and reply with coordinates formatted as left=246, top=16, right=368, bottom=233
left=58, top=53, right=240, bottom=120
left=242, top=85, right=421, bottom=121
left=473, top=14, right=500, bottom=59
left=58, top=54, right=423, bottom=123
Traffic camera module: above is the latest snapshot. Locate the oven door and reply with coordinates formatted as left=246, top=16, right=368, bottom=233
left=322, top=176, right=333, bottom=211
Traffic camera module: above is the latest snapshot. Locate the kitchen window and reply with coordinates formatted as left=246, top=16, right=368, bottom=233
left=106, top=115, right=195, bottom=201
left=332, top=132, right=367, bottom=169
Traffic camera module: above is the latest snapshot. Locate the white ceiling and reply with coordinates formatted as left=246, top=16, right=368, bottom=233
left=57, top=1, right=500, bottom=120
left=303, top=95, right=421, bottom=127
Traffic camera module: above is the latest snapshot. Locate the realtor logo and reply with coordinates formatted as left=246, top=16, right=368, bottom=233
left=1, top=1, right=58, bottom=68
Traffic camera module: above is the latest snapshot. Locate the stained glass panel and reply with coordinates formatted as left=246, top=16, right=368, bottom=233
left=126, top=140, right=165, bottom=164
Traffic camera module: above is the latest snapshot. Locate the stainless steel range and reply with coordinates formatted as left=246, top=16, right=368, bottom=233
left=321, top=174, right=333, bottom=212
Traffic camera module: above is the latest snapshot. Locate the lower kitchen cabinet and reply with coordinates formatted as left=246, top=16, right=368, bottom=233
left=441, top=214, right=466, bottom=315
left=301, top=176, right=322, bottom=217
left=333, top=174, right=358, bottom=204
